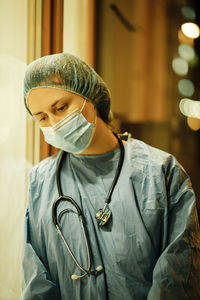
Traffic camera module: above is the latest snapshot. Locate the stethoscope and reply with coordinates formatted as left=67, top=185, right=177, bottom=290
left=52, top=132, right=125, bottom=280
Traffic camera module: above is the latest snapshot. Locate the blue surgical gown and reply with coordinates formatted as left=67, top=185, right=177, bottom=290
left=21, top=138, right=200, bottom=300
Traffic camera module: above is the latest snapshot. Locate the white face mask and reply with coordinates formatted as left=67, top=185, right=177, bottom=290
left=40, top=100, right=96, bottom=153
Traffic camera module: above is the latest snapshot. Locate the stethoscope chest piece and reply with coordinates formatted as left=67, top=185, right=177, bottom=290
left=95, top=204, right=112, bottom=226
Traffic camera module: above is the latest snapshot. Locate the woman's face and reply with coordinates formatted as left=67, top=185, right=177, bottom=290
left=27, top=87, right=95, bottom=127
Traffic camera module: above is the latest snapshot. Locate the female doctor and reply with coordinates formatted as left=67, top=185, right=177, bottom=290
left=21, top=53, right=200, bottom=300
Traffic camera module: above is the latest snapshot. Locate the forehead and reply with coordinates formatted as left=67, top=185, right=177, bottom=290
left=27, top=87, right=71, bottom=103
left=27, top=87, right=83, bottom=113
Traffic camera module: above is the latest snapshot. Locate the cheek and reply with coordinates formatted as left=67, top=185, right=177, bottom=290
left=83, top=104, right=96, bottom=123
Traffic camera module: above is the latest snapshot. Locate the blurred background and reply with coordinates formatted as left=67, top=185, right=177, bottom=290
left=0, top=0, right=200, bottom=299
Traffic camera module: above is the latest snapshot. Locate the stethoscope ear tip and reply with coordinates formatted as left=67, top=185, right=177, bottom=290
left=96, top=265, right=103, bottom=272
left=71, top=274, right=80, bottom=280
left=71, top=265, right=103, bottom=280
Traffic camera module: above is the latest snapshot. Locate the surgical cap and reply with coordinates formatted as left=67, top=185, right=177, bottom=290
left=24, top=53, right=112, bottom=123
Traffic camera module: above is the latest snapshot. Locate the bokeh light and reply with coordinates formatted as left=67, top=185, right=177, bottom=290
left=181, top=6, right=196, bottom=21
left=178, top=44, right=195, bottom=62
left=178, top=29, right=194, bottom=46
left=187, top=117, right=200, bottom=131
left=172, top=57, right=188, bottom=75
left=179, top=98, right=200, bottom=119
left=178, top=79, right=195, bottom=97
left=181, top=22, right=200, bottom=39
left=179, top=98, right=190, bottom=115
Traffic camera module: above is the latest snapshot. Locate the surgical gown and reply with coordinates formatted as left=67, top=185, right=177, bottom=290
left=21, top=138, right=200, bottom=300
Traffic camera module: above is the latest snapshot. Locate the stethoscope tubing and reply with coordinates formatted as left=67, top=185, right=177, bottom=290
left=52, top=132, right=125, bottom=278
left=52, top=195, right=82, bottom=227
left=104, top=133, right=124, bottom=205
left=55, top=216, right=91, bottom=275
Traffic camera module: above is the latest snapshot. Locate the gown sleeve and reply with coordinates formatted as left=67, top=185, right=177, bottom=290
left=21, top=161, right=61, bottom=300
left=147, top=156, right=200, bottom=300
left=21, top=209, right=61, bottom=300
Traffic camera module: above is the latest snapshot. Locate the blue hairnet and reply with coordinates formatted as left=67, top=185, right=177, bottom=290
left=24, top=53, right=112, bottom=123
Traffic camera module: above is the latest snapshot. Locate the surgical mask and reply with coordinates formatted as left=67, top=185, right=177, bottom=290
left=40, top=100, right=96, bottom=153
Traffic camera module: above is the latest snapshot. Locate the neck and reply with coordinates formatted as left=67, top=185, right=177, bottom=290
left=75, top=117, right=120, bottom=155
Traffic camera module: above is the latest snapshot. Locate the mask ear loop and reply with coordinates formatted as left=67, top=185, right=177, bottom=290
left=80, top=98, right=97, bottom=125
left=80, top=99, right=87, bottom=113
left=73, top=99, right=97, bottom=155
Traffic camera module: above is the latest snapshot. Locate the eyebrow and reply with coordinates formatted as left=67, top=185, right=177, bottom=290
left=32, top=97, right=67, bottom=116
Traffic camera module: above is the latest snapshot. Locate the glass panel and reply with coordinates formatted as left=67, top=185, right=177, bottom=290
left=0, top=1, right=28, bottom=299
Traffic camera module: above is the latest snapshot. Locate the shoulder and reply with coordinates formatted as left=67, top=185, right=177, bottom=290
left=125, top=138, right=188, bottom=179
left=126, top=138, right=173, bottom=166
left=27, top=152, right=62, bottom=211
left=125, top=138, right=194, bottom=208
left=29, top=151, right=61, bottom=186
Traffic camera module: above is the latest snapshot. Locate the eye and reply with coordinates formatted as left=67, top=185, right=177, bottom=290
left=57, top=104, right=68, bottom=112
left=40, top=116, right=46, bottom=121
left=39, top=114, right=47, bottom=122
